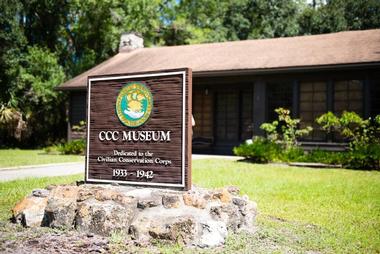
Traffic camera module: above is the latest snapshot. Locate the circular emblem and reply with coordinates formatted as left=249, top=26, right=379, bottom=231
left=115, top=82, right=153, bottom=127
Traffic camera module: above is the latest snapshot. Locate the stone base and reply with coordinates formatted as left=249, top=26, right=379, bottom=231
left=12, top=184, right=257, bottom=248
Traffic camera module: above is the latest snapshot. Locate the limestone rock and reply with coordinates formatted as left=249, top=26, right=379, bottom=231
left=197, top=220, right=227, bottom=248
left=148, top=216, right=196, bottom=244
left=75, top=197, right=136, bottom=236
left=78, top=186, right=129, bottom=203
left=232, top=197, right=248, bottom=207
left=137, top=200, right=160, bottom=209
left=210, top=204, right=243, bottom=232
left=44, top=185, right=79, bottom=228
left=240, top=201, right=258, bottom=230
left=212, top=188, right=232, bottom=203
left=162, top=195, right=180, bottom=208
left=226, top=186, right=240, bottom=195
left=183, top=192, right=207, bottom=209
left=130, top=205, right=230, bottom=248
left=12, top=196, right=48, bottom=227
left=11, top=184, right=258, bottom=248
left=32, top=189, right=50, bottom=198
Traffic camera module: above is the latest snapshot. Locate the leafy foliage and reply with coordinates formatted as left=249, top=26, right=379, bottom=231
left=56, top=139, right=86, bottom=155
left=261, top=108, right=313, bottom=149
left=1, top=0, right=379, bottom=147
left=71, top=121, right=86, bottom=132
left=236, top=110, right=380, bottom=170
left=233, top=137, right=280, bottom=163
left=316, top=111, right=380, bottom=169
left=0, top=106, right=26, bottom=142
left=316, top=111, right=380, bottom=147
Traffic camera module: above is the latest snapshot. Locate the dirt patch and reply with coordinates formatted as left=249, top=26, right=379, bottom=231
left=0, top=220, right=325, bottom=254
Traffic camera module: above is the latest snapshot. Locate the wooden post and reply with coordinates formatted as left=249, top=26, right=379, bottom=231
left=253, top=80, right=266, bottom=136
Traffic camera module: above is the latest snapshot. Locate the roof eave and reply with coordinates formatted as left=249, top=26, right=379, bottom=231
left=55, top=85, right=87, bottom=91
left=194, top=61, right=380, bottom=77
left=56, top=61, right=380, bottom=91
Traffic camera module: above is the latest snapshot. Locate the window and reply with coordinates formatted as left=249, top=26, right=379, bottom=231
left=70, top=92, right=87, bottom=126
left=193, top=89, right=213, bottom=139
left=334, top=80, right=363, bottom=116
left=267, top=82, right=293, bottom=122
left=299, top=81, right=327, bottom=141
left=215, top=90, right=239, bottom=142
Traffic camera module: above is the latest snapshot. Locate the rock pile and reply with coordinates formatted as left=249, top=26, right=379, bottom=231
left=12, top=184, right=257, bottom=248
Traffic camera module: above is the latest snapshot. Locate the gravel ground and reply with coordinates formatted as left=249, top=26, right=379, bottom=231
left=0, top=223, right=110, bottom=254
left=0, top=220, right=321, bottom=254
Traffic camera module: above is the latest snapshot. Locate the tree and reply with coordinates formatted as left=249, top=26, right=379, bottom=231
left=1, top=0, right=379, bottom=147
left=62, top=0, right=163, bottom=77
left=298, top=0, right=380, bottom=34
left=0, top=0, right=26, bottom=106
left=3, top=46, right=66, bottom=146
left=159, top=0, right=304, bottom=45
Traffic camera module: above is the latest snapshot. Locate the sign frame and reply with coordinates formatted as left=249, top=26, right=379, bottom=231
left=85, top=68, right=192, bottom=190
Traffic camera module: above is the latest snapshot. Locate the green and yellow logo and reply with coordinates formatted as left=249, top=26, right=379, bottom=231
left=115, top=82, right=153, bottom=127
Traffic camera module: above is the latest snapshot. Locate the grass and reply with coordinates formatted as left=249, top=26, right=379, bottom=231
left=0, top=174, right=81, bottom=221
left=192, top=160, right=380, bottom=253
left=0, top=149, right=84, bottom=168
left=0, top=159, right=379, bottom=253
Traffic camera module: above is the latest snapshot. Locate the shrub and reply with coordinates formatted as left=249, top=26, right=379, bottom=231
left=236, top=108, right=312, bottom=163
left=57, top=139, right=86, bottom=155
left=72, top=120, right=86, bottom=132
left=280, top=147, right=305, bottom=162
left=316, top=112, right=380, bottom=169
left=261, top=108, right=312, bottom=149
left=304, top=149, right=346, bottom=165
left=344, top=143, right=380, bottom=170
left=233, top=137, right=280, bottom=163
left=43, top=145, right=59, bottom=155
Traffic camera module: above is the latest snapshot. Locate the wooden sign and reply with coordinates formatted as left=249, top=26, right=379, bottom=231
left=85, top=69, right=192, bottom=190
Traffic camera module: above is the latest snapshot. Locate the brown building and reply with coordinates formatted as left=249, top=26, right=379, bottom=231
left=58, top=30, right=380, bottom=154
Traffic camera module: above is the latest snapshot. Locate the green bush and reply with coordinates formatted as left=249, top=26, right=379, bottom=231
left=304, top=149, right=346, bottom=165
left=233, top=137, right=280, bottom=163
left=57, top=139, right=86, bottom=155
left=280, top=147, right=305, bottom=162
left=236, top=109, right=380, bottom=170
left=277, top=148, right=346, bottom=165
left=344, top=143, right=380, bottom=170
left=316, top=112, right=380, bottom=169
left=43, top=145, right=59, bottom=155
left=261, top=108, right=312, bottom=149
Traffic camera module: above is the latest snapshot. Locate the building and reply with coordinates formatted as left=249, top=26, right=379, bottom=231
left=58, top=30, right=380, bottom=154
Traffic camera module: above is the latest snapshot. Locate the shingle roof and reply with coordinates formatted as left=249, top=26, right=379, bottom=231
left=58, top=29, right=380, bottom=90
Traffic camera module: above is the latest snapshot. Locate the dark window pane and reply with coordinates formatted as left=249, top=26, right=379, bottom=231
left=334, top=80, right=363, bottom=116
left=193, top=89, right=214, bottom=139
left=299, top=81, right=327, bottom=141
left=216, top=90, right=239, bottom=142
left=70, top=92, right=87, bottom=125
left=267, top=82, right=293, bottom=122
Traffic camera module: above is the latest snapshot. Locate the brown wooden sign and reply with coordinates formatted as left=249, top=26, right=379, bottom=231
left=85, top=69, right=192, bottom=190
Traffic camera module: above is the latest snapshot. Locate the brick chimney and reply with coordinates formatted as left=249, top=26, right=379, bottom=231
left=119, top=32, right=144, bottom=52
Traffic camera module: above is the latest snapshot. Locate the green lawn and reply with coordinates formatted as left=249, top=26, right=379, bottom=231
left=0, top=159, right=379, bottom=253
left=0, top=174, right=81, bottom=222
left=0, top=149, right=84, bottom=168
left=193, top=160, right=380, bottom=254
